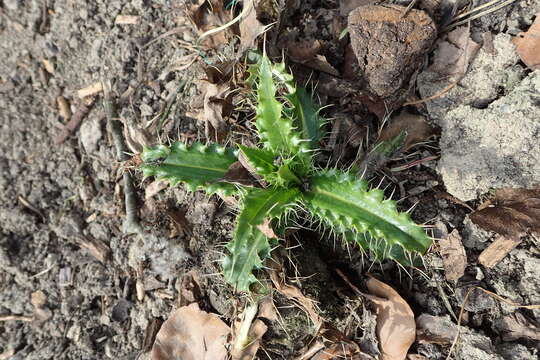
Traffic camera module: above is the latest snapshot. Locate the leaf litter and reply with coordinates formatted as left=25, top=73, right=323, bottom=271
left=471, top=187, right=540, bottom=267
left=512, top=11, right=540, bottom=69
left=362, top=277, right=416, bottom=360
left=151, top=302, right=230, bottom=360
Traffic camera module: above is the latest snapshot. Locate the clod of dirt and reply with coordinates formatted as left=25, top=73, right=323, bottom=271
left=347, top=5, right=437, bottom=99
left=416, top=314, right=457, bottom=345
left=495, top=312, right=540, bottom=342
left=437, top=71, right=540, bottom=201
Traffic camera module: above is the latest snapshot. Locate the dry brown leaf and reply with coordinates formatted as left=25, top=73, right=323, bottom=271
left=258, top=295, right=278, bottom=322
left=363, top=277, right=415, bottom=360
left=512, top=13, right=540, bottom=70
left=430, top=26, right=480, bottom=80
left=167, top=207, right=192, bottom=239
left=220, top=161, right=258, bottom=187
left=378, top=111, right=435, bottom=151
left=152, top=303, right=230, bottom=360
left=311, top=342, right=360, bottom=360
left=239, top=0, right=267, bottom=53
left=189, top=0, right=235, bottom=48
left=496, top=312, right=540, bottom=342
left=198, top=81, right=233, bottom=140
left=287, top=40, right=323, bottom=63
left=438, top=229, right=467, bottom=282
left=471, top=187, right=540, bottom=238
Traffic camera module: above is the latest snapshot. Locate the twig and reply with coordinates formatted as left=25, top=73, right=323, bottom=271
left=400, top=0, right=418, bottom=18
left=102, top=80, right=143, bottom=234
left=0, top=315, right=33, bottom=322
left=444, top=0, right=518, bottom=32
left=54, top=98, right=96, bottom=144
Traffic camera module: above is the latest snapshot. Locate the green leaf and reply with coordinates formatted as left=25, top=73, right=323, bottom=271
left=238, top=144, right=276, bottom=178
left=254, top=56, right=298, bottom=155
left=270, top=62, right=324, bottom=149
left=141, top=142, right=238, bottom=195
left=223, top=187, right=300, bottom=292
left=303, top=169, right=431, bottom=265
left=291, top=86, right=325, bottom=148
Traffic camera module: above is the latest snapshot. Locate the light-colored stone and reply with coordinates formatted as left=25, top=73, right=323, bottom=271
left=437, top=70, right=540, bottom=200
left=80, top=118, right=102, bottom=154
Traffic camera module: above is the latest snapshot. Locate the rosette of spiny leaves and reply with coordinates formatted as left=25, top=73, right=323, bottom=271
left=140, top=55, right=432, bottom=292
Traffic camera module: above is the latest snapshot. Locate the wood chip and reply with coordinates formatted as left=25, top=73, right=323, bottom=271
left=56, top=95, right=71, bottom=120
left=42, top=58, right=55, bottom=74
left=478, top=234, right=521, bottom=268
left=76, top=235, right=111, bottom=263
left=31, top=290, right=47, bottom=308
left=77, top=82, right=103, bottom=98
left=115, top=15, right=140, bottom=25
left=439, top=230, right=467, bottom=282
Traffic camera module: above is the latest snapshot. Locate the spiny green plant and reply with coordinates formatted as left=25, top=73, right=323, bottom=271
left=140, top=55, right=432, bottom=292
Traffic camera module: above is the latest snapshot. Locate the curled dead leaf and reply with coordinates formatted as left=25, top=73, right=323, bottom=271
left=512, top=13, right=540, bottom=70
left=363, top=277, right=415, bottom=360
left=189, top=0, right=236, bottom=48
left=430, top=26, right=480, bottom=80
left=438, top=229, right=467, bottom=282
left=152, top=303, right=230, bottom=360
left=239, top=0, right=268, bottom=53
left=220, top=161, right=258, bottom=187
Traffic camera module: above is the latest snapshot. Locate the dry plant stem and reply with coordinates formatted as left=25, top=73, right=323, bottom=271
left=445, top=0, right=518, bottom=31
left=0, top=315, right=33, bottom=322
left=232, top=301, right=259, bottom=355
left=446, top=286, right=540, bottom=360
left=102, top=80, right=142, bottom=234
left=403, top=81, right=458, bottom=106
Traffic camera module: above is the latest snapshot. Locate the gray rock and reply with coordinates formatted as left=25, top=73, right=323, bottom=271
left=437, top=70, right=540, bottom=200
left=462, top=216, right=492, bottom=250
left=418, top=34, right=522, bottom=125
left=80, top=118, right=102, bottom=154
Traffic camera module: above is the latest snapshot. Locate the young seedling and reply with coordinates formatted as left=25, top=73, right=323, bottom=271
left=140, top=55, right=432, bottom=292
